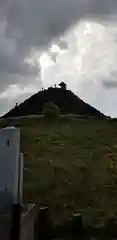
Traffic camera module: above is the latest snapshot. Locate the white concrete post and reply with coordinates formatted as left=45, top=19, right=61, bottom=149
left=0, top=127, right=23, bottom=205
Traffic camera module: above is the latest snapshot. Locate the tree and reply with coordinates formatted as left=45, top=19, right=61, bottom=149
left=43, top=102, right=60, bottom=120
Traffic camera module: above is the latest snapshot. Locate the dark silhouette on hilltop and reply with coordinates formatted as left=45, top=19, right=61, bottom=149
left=3, top=83, right=104, bottom=118
left=59, top=81, right=67, bottom=90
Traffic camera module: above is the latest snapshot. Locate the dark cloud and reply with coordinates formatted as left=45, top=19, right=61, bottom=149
left=58, top=40, right=68, bottom=50
left=0, top=0, right=117, bottom=95
left=102, top=71, right=117, bottom=88
left=0, top=52, right=38, bottom=76
left=5, top=0, right=117, bottom=50
left=103, top=79, right=117, bottom=89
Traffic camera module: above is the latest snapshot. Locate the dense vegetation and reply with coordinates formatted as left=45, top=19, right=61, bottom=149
left=1, top=116, right=117, bottom=223
left=43, top=102, right=60, bottom=120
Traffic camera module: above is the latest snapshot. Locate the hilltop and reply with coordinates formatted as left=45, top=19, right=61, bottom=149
left=3, top=83, right=104, bottom=118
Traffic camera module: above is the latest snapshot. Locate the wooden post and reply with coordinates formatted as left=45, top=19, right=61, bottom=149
left=37, top=207, right=51, bottom=240
left=71, top=213, right=84, bottom=239
left=10, top=204, right=21, bottom=240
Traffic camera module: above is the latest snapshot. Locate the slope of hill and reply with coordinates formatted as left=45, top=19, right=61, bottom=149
left=0, top=116, right=116, bottom=221
left=3, top=87, right=104, bottom=118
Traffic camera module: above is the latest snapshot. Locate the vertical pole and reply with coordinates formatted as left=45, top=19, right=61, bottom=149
left=71, top=213, right=84, bottom=240
left=10, top=204, right=21, bottom=240
left=17, top=153, right=21, bottom=204
left=10, top=151, right=22, bottom=240
left=37, top=207, right=51, bottom=240
left=19, top=153, right=23, bottom=205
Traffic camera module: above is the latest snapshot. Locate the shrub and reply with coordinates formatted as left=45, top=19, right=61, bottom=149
left=43, top=102, right=60, bottom=120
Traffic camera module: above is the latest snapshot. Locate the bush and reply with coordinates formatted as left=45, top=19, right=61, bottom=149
left=43, top=102, right=60, bottom=120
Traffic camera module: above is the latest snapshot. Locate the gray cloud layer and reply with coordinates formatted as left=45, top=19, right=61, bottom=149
left=103, top=80, right=117, bottom=88
left=102, top=71, right=117, bottom=88
left=0, top=0, right=117, bottom=96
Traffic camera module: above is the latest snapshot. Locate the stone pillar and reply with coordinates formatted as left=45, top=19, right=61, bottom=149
left=0, top=127, right=20, bottom=204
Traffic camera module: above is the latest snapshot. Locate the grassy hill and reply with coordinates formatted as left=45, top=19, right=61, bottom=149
left=3, top=86, right=104, bottom=118
left=1, top=116, right=117, bottom=222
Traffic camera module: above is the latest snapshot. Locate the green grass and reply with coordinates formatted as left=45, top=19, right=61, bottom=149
left=1, top=116, right=117, bottom=222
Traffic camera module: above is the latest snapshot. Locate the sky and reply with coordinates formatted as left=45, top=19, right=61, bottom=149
left=1, top=1, right=117, bottom=116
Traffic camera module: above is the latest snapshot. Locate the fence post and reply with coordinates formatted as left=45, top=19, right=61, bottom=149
left=10, top=204, right=21, bottom=240
left=37, top=207, right=51, bottom=240
left=71, top=213, right=84, bottom=240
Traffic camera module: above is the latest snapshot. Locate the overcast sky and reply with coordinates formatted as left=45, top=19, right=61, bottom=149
left=1, top=0, right=117, bottom=116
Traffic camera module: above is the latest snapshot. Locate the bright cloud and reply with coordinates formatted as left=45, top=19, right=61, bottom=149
left=1, top=0, right=117, bottom=117
left=2, top=18, right=117, bottom=117
left=33, top=19, right=117, bottom=116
